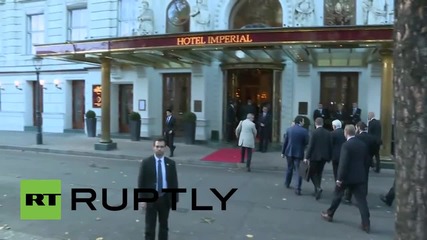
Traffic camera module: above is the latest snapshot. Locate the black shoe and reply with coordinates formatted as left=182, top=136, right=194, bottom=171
left=247, top=167, right=251, bottom=172
left=360, top=224, right=371, bottom=233
left=315, top=189, right=323, bottom=200
left=294, top=190, right=301, bottom=196
left=380, top=195, right=392, bottom=206
left=321, top=211, right=333, bottom=222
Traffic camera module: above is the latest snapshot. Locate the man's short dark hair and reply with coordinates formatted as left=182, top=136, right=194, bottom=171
left=356, top=121, right=367, bottom=131
left=166, top=109, right=172, bottom=113
left=153, top=138, right=166, bottom=146
left=315, top=117, right=324, bottom=126
left=294, top=116, right=303, bottom=125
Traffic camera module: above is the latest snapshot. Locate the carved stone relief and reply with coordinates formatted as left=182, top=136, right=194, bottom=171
left=135, top=0, right=154, bottom=35
left=324, top=0, right=356, bottom=26
left=190, top=0, right=211, bottom=32
left=362, top=0, right=394, bottom=24
left=293, top=0, right=316, bottom=27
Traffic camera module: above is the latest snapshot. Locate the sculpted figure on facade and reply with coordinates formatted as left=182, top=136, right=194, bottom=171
left=324, top=0, right=354, bottom=26
left=136, top=0, right=154, bottom=35
left=190, top=0, right=211, bottom=32
left=293, top=0, right=316, bottom=26
left=363, top=0, right=393, bottom=24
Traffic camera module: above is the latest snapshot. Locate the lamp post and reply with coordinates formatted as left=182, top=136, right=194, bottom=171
left=33, top=56, right=43, bottom=145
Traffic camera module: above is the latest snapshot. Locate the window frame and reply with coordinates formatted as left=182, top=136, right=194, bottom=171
left=67, top=7, right=88, bottom=41
left=26, top=13, right=45, bottom=54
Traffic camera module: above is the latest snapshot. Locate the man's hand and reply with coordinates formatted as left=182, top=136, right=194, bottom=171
left=169, top=130, right=173, bottom=134
left=281, top=154, right=284, bottom=158
left=139, top=202, right=147, bottom=210
left=303, top=159, right=309, bottom=164
left=336, top=180, right=342, bottom=188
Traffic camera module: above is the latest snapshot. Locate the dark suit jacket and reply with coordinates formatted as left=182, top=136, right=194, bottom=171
left=282, top=125, right=309, bottom=159
left=368, top=119, right=382, bottom=145
left=313, top=109, right=329, bottom=121
left=258, top=112, right=272, bottom=137
left=331, top=128, right=346, bottom=163
left=137, top=155, right=179, bottom=208
left=337, top=137, right=370, bottom=184
left=226, top=105, right=237, bottom=124
left=333, top=110, right=348, bottom=123
left=305, top=127, right=332, bottom=161
left=164, top=115, right=176, bottom=134
left=350, top=108, right=362, bottom=124
left=356, top=132, right=378, bottom=159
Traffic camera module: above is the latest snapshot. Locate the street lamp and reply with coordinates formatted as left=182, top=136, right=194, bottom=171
left=33, top=56, right=43, bottom=145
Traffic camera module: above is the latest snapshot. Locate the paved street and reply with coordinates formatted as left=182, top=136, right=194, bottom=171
left=0, top=149, right=395, bottom=240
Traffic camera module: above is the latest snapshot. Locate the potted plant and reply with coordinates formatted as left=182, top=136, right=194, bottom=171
left=182, top=112, right=197, bottom=144
left=86, top=110, right=97, bottom=137
left=129, top=111, right=141, bottom=141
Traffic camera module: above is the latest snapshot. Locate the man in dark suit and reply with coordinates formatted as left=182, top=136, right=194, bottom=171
left=343, top=121, right=378, bottom=203
left=281, top=116, right=309, bottom=195
left=239, top=98, right=257, bottom=121
left=349, top=102, right=362, bottom=125
left=164, top=109, right=176, bottom=157
left=321, top=125, right=371, bottom=233
left=304, top=117, right=332, bottom=200
left=138, top=138, right=179, bottom=240
left=368, top=112, right=382, bottom=173
left=333, top=103, right=348, bottom=125
left=331, top=119, right=347, bottom=181
left=313, top=103, right=329, bottom=122
left=226, top=101, right=238, bottom=142
left=258, top=106, right=272, bottom=152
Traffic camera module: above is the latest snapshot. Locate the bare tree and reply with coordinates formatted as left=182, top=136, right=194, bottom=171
left=393, top=1, right=427, bottom=240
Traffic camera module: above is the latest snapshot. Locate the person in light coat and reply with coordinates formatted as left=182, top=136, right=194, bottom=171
left=235, top=113, right=257, bottom=172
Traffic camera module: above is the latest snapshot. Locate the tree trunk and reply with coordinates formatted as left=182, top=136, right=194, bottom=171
left=394, top=1, right=427, bottom=240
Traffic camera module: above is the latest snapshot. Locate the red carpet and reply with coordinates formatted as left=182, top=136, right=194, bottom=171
left=202, top=148, right=254, bottom=163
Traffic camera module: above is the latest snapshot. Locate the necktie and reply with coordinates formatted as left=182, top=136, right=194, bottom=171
left=157, top=160, right=163, bottom=196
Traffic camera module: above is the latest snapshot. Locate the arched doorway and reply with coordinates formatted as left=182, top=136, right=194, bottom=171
left=229, top=0, right=283, bottom=29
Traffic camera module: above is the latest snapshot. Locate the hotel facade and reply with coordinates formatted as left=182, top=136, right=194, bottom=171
left=0, top=0, right=395, bottom=155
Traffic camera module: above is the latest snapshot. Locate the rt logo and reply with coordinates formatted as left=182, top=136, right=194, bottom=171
left=20, top=180, right=62, bottom=220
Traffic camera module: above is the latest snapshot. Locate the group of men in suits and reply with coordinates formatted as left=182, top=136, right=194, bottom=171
left=281, top=112, right=383, bottom=233
left=313, top=102, right=362, bottom=130
left=227, top=99, right=272, bottom=152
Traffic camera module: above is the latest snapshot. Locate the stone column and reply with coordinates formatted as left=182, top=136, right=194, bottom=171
left=95, top=57, right=117, bottom=150
left=379, top=49, right=393, bottom=157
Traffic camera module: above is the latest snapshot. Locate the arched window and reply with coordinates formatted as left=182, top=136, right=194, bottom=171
left=229, top=0, right=282, bottom=29
left=166, top=0, right=190, bottom=34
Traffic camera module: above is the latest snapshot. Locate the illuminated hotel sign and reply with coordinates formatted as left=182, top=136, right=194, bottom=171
left=177, top=34, right=253, bottom=46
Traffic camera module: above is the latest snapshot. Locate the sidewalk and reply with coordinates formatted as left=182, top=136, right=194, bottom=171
left=0, top=131, right=394, bottom=172
left=0, top=131, right=289, bottom=171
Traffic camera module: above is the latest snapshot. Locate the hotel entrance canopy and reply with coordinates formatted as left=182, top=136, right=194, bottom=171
left=35, top=25, right=393, bottom=68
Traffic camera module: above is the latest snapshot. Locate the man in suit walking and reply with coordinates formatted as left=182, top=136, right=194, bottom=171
left=368, top=112, right=382, bottom=172
left=304, top=117, right=332, bottom=200
left=321, top=125, right=371, bottom=233
left=331, top=119, right=347, bottom=181
left=138, top=138, right=179, bottom=240
left=235, top=113, right=257, bottom=172
left=343, top=121, right=378, bottom=204
left=164, top=109, right=176, bottom=157
left=281, top=116, right=309, bottom=195
left=258, top=106, right=272, bottom=152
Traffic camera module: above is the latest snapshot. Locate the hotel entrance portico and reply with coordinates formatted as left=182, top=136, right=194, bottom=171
left=34, top=25, right=394, bottom=156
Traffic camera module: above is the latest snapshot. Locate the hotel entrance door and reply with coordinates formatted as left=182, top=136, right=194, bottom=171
left=224, top=68, right=282, bottom=143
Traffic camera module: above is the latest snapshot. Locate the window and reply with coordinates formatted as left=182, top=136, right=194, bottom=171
left=118, top=0, right=138, bottom=36
left=68, top=8, right=87, bottom=40
left=27, top=14, right=45, bottom=54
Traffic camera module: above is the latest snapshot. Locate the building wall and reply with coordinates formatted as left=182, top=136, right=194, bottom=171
left=0, top=0, right=392, bottom=140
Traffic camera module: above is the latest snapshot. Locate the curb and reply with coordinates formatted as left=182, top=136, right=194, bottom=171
left=0, top=145, right=395, bottom=172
